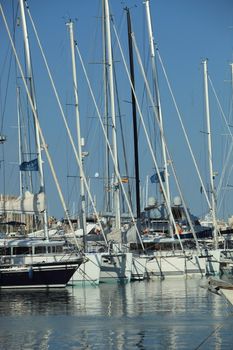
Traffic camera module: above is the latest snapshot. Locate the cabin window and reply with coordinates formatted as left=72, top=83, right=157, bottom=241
left=54, top=246, right=63, bottom=253
left=48, top=245, right=63, bottom=253
left=55, top=246, right=63, bottom=253
left=0, top=247, right=10, bottom=255
left=50, top=246, right=55, bottom=253
left=13, top=247, right=32, bottom=255
left=34, top=246, right=46, bottom=254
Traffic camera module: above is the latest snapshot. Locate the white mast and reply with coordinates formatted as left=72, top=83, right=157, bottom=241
left=19, top=0, right=49, bottom=239
left=144, top=0, right=172, bottom=236
left=102, top=2, right=111, bottom=214
left=16, top=87, right=23, bottom=197
left=203, top=59, right=218, bottom=249
left=103, top=0, right=121, bottom=229
left=67, top=21, right=87, bottom=240
left=16, top=87, right=24, bottom=226
left=144, top=0, right=170, bottom=207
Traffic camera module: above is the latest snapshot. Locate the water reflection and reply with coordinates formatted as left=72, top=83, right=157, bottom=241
left=0, top=279, right=233, bottom=349
left=0, top=289, right=72, bottom=316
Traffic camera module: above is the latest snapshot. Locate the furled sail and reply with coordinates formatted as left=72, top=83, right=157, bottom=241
left=0, top=191, right=45, bottom=215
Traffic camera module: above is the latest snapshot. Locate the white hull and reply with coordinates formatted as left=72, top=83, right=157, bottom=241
left=71, top=253, right=101, bottom=285
left=100, top=252, right=132, bottom=283
left=146, top=251, right=205, bottom=278
left=220, top=288, right=233, bottom=305
left=71, top=251, right=134, bottom=284
left=131, top=255, right=149, bottom=280
left=205, top=249, right=233, bottom=275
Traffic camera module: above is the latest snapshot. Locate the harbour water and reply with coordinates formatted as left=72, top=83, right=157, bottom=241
left=1, top=278, right=233, bottom=349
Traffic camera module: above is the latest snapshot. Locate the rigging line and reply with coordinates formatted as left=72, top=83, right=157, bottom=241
left=157, top=51, right=211, bottom=210
left=121, top=8, right=149, bottom=210
left=113, top=51, right=133, bottom=212
left=65, top=98, right=79, bottom=215
left=0, top=47, right=12, bottom=134
left=0, top=30, right=15, bottom=133
left=109, top=2, right=125, bottom=51
left=71, top=29, right=106, bottom=185
left=0, top=1, right=18, bottom=133
left=208, top=76, right=233, bottom=212
left=132, top=36, right=155, bottom=160
left=112, top=23, right=185, bottom=251
left=14, top=4, right=34, bottom=194
left=79, top=4, right=111, bottom=162
left=75, top=12, right=102, bottom=149
left=218, top=158, right=233, bottom=214
left=24, top=2, right=109, bottom=246
left=0, top=4, right=82, bottom=250
left=75, top=42, right=145, bottom=251
left=139, top=29, right=154, bottom=151
left=18, top=89, right=34, bottom=192
left=217, top=143, right=233, bottom=214
left=132, top=32, right=202, bottom=252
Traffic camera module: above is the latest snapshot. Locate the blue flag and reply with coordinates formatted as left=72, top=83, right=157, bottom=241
left=20, top=158, right=39, bottom=171
left=150, top=171, right=165, bottom=184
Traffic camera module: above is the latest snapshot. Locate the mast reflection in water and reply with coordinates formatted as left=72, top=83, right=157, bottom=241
left=0, top=279, right=233, bottom=349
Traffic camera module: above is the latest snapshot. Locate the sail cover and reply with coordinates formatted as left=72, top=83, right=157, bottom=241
left=0, top=191, right=45, bottom=215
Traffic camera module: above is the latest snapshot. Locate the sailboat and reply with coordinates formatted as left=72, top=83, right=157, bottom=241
left=122, top=0, right=206, bottom=278
left=199, top=60, right=233, bottom=276
left=122, top=6, right=149, bottom=281
left=0, top=238, right=82, bottom=289
left=64, top=19, right=102, bottom=285
left=64, top=11, right=133, bottom=284
left=74, top=0, right=134, bottom=283
left=0, top=1, right=83, bottom=288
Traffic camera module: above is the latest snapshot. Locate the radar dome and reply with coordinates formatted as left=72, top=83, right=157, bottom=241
left=173, top=196, right=182, bottom=206
left=148, top=197, right=157, bottom=207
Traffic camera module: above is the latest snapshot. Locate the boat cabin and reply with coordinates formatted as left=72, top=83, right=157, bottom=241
left=0, top=239, right=64, bottom=256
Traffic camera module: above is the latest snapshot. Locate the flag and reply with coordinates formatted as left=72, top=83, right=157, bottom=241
left=121, top=177, right=129, bottom=183
left=20, top=158, right=39, bottom=171
left=150, top=171, right=165, bottom=184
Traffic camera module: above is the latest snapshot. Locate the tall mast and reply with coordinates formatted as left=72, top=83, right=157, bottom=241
left=144, top=0, right=172, bottom=233
left=102, top=1, right=111, bottom=213
left=126, top=8, right=141, bottom=221
left=103, top=0, right=121, bottom=229
left=16, top=87, right=24, bottom=226
left=16, top=87, right=23, bottom=197
left=144, top=0, right=170, bottom=204
left=19, top=0, right=48, bottom=239
left=203, top=59, right=218, bottom=249
left=67, top=21, right=87, bottom=244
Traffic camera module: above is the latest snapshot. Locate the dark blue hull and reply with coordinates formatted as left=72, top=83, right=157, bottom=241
left=0, top=259, right=82, bottom=289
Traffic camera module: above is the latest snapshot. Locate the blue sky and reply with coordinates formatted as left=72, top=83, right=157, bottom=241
left=0, top=0, right=233, bottom=222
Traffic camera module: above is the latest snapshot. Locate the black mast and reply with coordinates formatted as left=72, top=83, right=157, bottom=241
left=126, top=8, right=141, bottom=220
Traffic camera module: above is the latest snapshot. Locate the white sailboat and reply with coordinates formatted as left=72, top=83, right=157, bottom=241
left=65, top=20, right=102, bottom=285
left=0, top=1, right=83, bottom=288
left=95, top=0, right=133, bottom=283
left=65, top=11, right=133, bottom=284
